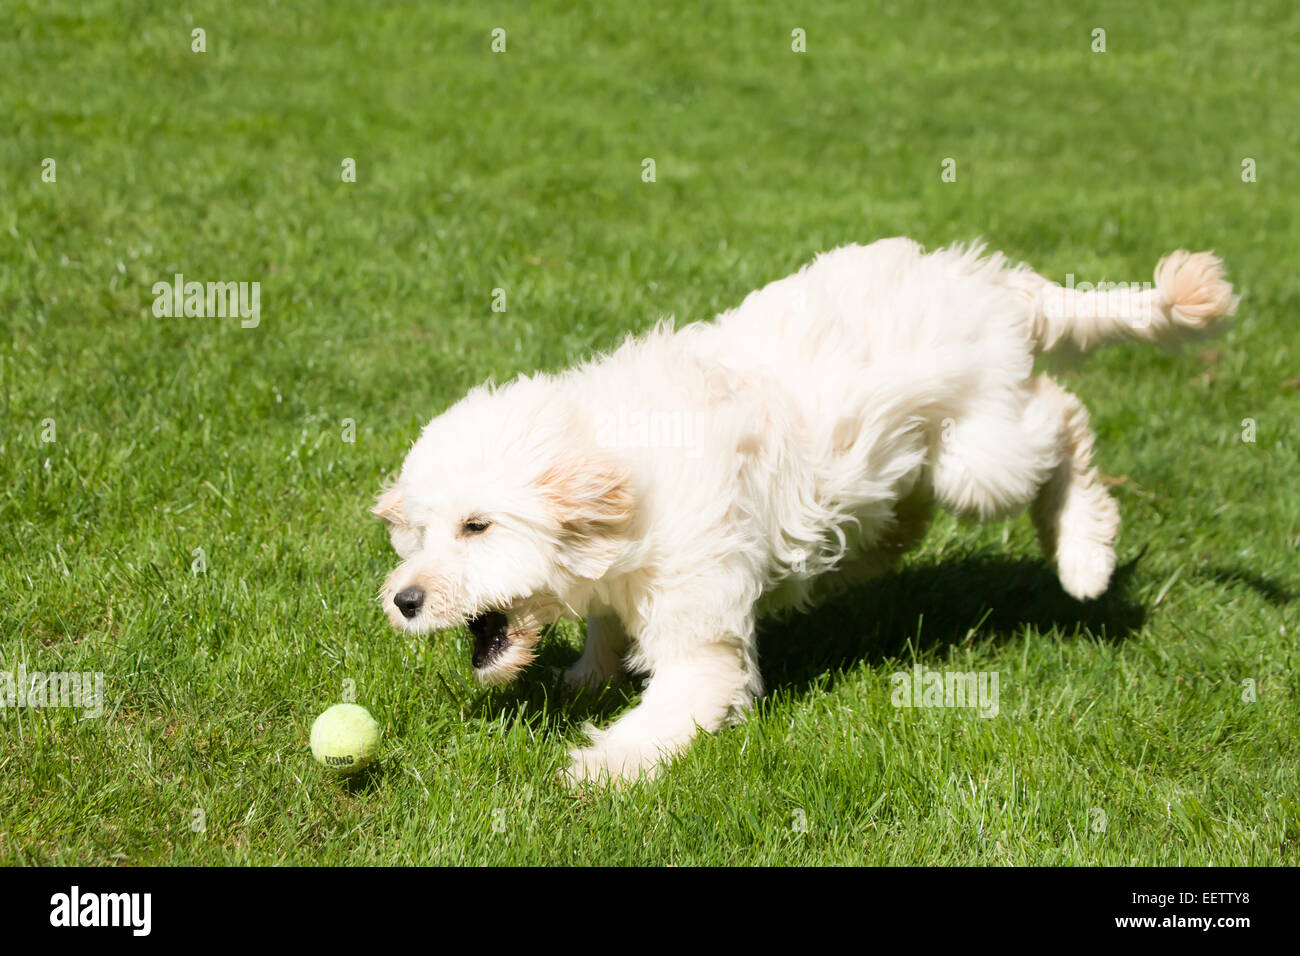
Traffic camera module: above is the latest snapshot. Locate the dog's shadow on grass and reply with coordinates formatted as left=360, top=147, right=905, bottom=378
left=1202, top=566, right=1294, bottom=607
left=757, top=551, right=1147, bottom=696
left=464, top=635, right=642, bottom=733
left=469, top=550, right=1150, bottom=736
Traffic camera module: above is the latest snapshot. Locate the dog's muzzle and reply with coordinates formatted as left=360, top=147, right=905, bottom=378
left=468, top=611, right=511, bottom=668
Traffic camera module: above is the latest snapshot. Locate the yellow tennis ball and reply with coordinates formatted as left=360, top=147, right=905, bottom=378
left=310, top=703, right=381, bottom=775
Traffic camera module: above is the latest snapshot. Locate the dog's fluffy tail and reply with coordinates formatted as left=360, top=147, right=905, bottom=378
left=1025, top=251, right=1238, bottom=353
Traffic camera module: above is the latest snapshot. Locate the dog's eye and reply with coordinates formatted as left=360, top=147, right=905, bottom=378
left=461, top=518, right=492, bottom=536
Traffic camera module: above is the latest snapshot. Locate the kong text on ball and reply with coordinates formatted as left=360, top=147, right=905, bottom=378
left=309, top=703, right=381, bottom=775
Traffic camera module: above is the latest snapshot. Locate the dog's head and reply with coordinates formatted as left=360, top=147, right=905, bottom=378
left=373, top=377, right=634, bottom=685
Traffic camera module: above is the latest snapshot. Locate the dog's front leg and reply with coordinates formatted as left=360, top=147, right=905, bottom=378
left=562, top=613, right=629, bottom=690
left=564, top=638, right=751, bottom=786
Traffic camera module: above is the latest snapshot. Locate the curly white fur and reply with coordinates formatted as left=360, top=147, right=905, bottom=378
left=374, top=237, right=1237, bottom=785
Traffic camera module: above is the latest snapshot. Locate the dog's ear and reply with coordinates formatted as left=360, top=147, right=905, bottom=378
left=371, top=485, right=405, bottom=523
left=538, top=455, right=635, bottom=580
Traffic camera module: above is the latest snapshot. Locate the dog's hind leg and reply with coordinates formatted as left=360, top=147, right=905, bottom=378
left=1026, top=375, right=1119, bottom=600
left=806, top=485, right=936, bottom=603
left=929, top=382, right=1061, bottom=525
left=858, top=482, right=936, bottom=573
left=562, top=613, right=630, bottom=690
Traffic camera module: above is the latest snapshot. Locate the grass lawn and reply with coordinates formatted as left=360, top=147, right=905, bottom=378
left=1, top=0, right=1297, bottom=865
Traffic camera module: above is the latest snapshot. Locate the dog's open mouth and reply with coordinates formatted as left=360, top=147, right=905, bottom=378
left=468, top=610, right=511, bottom=669
left=463, top=605, right=543, bottom=686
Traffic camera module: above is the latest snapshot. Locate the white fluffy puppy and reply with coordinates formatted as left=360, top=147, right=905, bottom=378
left=374, top=238, right=1236, bottom=784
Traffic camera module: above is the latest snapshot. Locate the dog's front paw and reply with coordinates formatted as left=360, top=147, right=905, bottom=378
left=560, top=725, right=661, bottom=790
left=560, top=659, right=619, bottom=692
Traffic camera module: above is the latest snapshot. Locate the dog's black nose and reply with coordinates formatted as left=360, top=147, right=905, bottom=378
left=394, top=587, right=424, bottom=618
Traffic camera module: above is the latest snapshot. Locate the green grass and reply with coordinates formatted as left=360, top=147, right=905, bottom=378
left=2, top=0, right=1298, bottom=865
